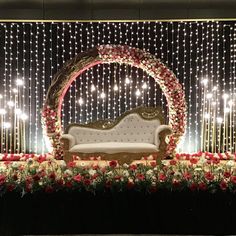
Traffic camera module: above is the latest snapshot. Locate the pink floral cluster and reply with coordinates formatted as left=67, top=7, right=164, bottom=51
left=176, top=151, right=236, bottom=161
left=42, top=105, right=63, bottom=159
left=42, top=106, right=57, bottom=133
left=0, top=153, right=49, bottom=162
left=98, top=45, right=187, bottom=155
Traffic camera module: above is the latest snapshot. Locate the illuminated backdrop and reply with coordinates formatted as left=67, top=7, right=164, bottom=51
left=0, top=21, right=235, bottom=154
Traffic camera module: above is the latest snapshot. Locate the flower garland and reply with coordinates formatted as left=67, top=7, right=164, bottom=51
left=43, top=45, right=187, bottom=159
left=1, top=156, right=236, bottom=195
left=42, top=106, right=63, bottom=159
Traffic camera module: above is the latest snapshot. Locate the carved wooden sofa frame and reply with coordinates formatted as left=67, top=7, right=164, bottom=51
left=60, top=106, right=172, bottom=164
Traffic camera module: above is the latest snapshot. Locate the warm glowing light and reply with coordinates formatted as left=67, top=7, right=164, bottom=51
left=100, top=92, right=106, bottom=99
left=44, top=135, right=53, bottom=153
left=78, top=98, right=83, bottom=105
left=16, top=79, right=24, bottom=86
left=225, top=107, right=230, bottom=113
left=0, top=94, right=3, bottom=99
left=12, top=88, right=18, bottom=94
left=212, top=86, right=217, bottom=91
left=206, top=93, right=213, bottom=99
left=204, top=113, right=210, bottom=119
left=142, top=82, right=148, bottom=89
left=223, top=93, right=229, bottom=100
left=201, top=78, right=208, bottom=86
left=228, top=100, right=234, bottom=106
left=3, top=122, right=11, bottom=128
left=0, top=109, right=6, bottom=115
left=114, top=84, right=118, bottom=91
left=7, top=101, right=14, bottom=107
left=204, top=113, right=211, bottom=119
left=212, top=102, right=217, bottom=106
left=20, top=113, right=28, bottom=120
left=125, top=78, right=130, bottom=84
left=217, top=117, right=223, bottom=123
left=135, top=89, right=141, bottom=97
left=15, top=108, right=22, bottom=115
left=91, top=84, right=96, bottom=92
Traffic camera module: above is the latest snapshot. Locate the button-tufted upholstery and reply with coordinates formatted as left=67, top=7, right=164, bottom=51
left=60, top=107, right=172, bottom=163
left=69, top=114, right=160, bottom=145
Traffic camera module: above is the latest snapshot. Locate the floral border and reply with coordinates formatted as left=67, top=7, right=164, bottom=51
left=1, top=153, right=236, bottom=195
left=42, top=45, right=187, bottom=159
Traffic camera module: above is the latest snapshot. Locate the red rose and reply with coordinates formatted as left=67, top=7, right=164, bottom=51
left=57, top=179, right=64, bottom=186
left=83, top=179, right=91, bottom=185
left=183, top=172, right=192, bottom=180
left=150, top=161, right=156, bottom=167
left=13, top=174, right=18, bottom=181
left=230, top=176, right=236, bottom=184
left=212, top=158, right=220, bottom=165
left=32, top=174, right=40, bottom=181
left=7, top=184, right=15, bottom=192
left=92, top=165, right=99, bottom=170
left=114, top=175, right=121, bottom=181
left=92, top=174, right=99, bottom=180
left=65, top=181, right=72, bottom=188
left=67, top=161, right=76, bottom=168
left=4, top=161, right=11, bottom=166
left=220, top=180, right=228, bottom=191
left=136, top=173, right=145, bottom=181
left=0, top=174, right=6, bottom=185
left=109, top=160, right=118, bottom=168
left=169, top=159, right=177, bottom=165
left=159, top=173, right=167, bottom=181
left=205, top=172, right=214, bottom=181
left=189, top=183, right=198, bottom=191
left=37, top=156, right=46, bottom=163
left=173, top=179, right=180, bottom=188
left=73, top=174, right=82, bottom=183
left=190, top=158, right=198, bottom=165
left=129, top=164, right=137, bottom=171
left=49, top=172, right=56, bottom=180
left=199, top=182, right=207, bottom=191
left=224, top=171, right=231, bottom=178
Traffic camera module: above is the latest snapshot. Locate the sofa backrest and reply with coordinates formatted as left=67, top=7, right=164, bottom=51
left=68, top=113, right=161, bottom=144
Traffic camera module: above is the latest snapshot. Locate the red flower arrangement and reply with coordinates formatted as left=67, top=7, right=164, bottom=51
left=0, top=154, right=235, bottom=196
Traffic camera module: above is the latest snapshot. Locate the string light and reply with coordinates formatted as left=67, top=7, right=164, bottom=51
left=135, top=89, right=141, bottom=97
left=3, top=122, right=11, bottom=129
left=0, top=109, right=6, bottom=115
left=0, top=21, right=235, bottom=154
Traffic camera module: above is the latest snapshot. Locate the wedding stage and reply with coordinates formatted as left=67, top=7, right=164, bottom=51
left=1, top=20, right=236, bottom=235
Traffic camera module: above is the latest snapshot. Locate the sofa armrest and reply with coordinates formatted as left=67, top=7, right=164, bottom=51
left=155, top=125, right=172, bottom=150
left=60, top=134, right=76, bottom=150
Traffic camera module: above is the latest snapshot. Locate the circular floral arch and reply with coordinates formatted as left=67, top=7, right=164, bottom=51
left=42, top=45, right=187, bottom=159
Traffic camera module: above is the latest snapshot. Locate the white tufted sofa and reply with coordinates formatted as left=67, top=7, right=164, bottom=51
left=60, top=107, right=172, bottom=163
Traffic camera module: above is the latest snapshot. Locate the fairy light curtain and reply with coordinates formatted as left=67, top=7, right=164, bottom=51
left=0, top=21, right=235, bottom=154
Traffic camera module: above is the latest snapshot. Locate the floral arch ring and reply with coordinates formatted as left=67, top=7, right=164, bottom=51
left=42, top=45, right=187, bottom=159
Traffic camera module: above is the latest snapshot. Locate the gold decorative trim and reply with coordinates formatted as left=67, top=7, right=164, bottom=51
left=65, top=106, right=164, bottom=133
left=64, top=151, right=158, bottom=165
